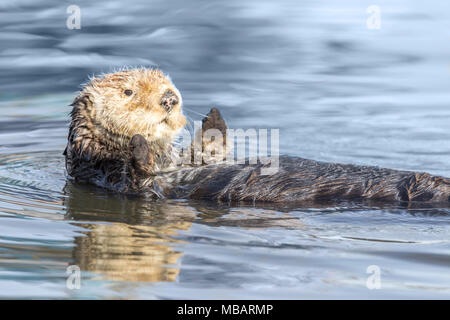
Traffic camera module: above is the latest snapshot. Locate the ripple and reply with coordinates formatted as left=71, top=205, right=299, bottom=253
left=0, top=0, right=450, bottom=299
left=0, top=152, right=66, bottom=220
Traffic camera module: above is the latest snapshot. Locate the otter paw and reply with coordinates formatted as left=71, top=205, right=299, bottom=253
left=130, top=134, right=151, bottom=168
left=202, top=107, right=227, bottom=137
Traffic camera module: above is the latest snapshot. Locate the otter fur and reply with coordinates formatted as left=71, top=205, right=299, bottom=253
left=64, top=68, right=186, bottom=193
left=152, top=157, right=450, bottom=203
left=64, top=68, right=450, bottom=204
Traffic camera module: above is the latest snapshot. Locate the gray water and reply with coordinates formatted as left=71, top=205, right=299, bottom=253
left=0, top=0, right=449, bottom=299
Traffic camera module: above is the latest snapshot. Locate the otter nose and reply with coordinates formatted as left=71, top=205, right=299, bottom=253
left=160, top=89, right=179, bottom=112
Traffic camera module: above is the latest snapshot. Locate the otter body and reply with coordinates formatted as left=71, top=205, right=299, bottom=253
left=65, top=68, right=450, bottom=204
left=153, top=157, right=450, bottom=203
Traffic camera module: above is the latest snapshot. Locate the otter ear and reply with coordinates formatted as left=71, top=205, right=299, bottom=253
left=70, top=95, right=82, bottom=107
left=70, top=93, right=90, bottom=107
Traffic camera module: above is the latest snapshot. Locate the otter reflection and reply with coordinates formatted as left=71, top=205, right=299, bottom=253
left=63, top=182, right=195, bottom=282
left=65, top=181, right=446, bottom=283
left=63, top=182, right=315, bottom=282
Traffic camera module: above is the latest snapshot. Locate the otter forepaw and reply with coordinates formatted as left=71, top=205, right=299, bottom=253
left=201, top=107, right=228, bottom=164
left=130, top=134, right=154, bottom=175
left=202, top=107, right=227, bottom=138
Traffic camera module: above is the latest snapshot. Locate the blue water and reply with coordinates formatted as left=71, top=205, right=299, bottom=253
left=0, top=0, right=449, bottom=299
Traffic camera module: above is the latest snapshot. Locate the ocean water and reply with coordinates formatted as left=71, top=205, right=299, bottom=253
left=0, top=0, right=449, bottom=299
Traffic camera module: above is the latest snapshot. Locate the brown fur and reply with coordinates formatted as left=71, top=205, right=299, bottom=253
left=190, top=107, right=228, bottom=165
left=65, top=69, right=450, bottom=204
left=154, top=157, right=450, bottom=203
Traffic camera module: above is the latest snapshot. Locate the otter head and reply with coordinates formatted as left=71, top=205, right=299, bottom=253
left=78, top=68, right=186, bottom=147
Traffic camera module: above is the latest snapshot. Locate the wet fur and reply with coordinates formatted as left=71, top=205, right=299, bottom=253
left=65, top=69, right=450, bottom=204
left=64, top=68, right=186, bottom=193
left=154, top=157, right=450, bottom=203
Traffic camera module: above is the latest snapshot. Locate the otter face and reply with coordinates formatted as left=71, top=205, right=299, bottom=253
left=85, top=68, right=186, bottom=144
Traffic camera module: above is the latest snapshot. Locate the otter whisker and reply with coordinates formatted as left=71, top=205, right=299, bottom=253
left=183, top=107, right=208, bottom=118
left=183, top=115, right=196, bottom=133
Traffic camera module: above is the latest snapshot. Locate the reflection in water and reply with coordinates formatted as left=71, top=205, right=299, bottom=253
left=62, top=181, right=312, bottom=283
left=62, top=181, right=450, bottom=283
left=64, top=182, right=195, bottom=282
left=73, top=223, right=185, bottom=282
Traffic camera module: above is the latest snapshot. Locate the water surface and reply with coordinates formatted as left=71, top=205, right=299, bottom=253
left=0, top=0, right=449, bottom=299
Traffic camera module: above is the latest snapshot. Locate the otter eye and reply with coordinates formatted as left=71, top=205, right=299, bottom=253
left=124, top=89, right=133, bottom=96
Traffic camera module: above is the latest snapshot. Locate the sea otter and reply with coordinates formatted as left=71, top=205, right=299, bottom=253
left=65, top=68, right=450, bottom=203
left=64, top=68, right=187, bottom=193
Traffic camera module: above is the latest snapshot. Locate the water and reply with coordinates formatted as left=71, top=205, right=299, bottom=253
left=0, top=0, right=449, bottom=299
